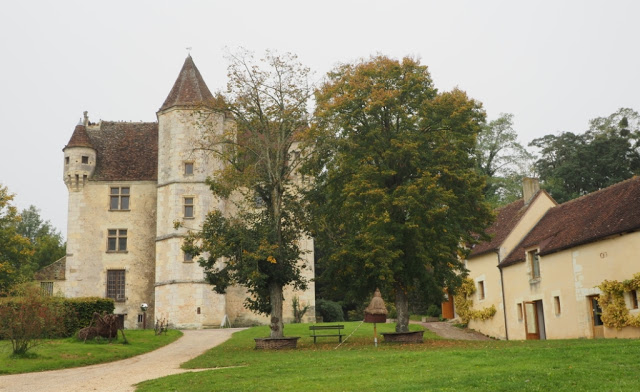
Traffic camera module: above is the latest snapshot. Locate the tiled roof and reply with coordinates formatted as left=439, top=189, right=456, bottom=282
left=86, top=121, right=158, bottom=181
left=63, top=124, right=93, bottom=150
left=159, top=55, right=214, bottom=111
left=469, top=198, right=526, bottom=258
left=501, top=176, right=640, bottom=267
left=34, top=257, right=66, bottom=281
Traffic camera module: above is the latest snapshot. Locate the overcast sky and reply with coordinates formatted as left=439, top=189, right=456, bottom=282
left=1, top=0, right=639, bottom=238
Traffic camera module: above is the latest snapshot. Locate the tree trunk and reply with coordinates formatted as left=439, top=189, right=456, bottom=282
left=269, top=281, right=285, bottom=338
left=395, top=283, right=410, bottom=333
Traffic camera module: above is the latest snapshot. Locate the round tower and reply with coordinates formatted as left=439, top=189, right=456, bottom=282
left=155, top=55, right=228, bottom=328
left=63, top=113, right=96, bottom=191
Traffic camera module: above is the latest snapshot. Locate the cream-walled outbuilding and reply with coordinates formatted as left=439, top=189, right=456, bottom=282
left=459, top=177, right=640, bottom=340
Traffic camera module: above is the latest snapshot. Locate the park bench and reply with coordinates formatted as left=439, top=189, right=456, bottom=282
left=309, top=324, right=344, bottom=343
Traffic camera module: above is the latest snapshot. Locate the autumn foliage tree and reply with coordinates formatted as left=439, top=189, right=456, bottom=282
left=308, top=56, right=493, bottom=333
left=0, top=184, right=34, bottom=293
left=184, top=50, right=312, bottom=338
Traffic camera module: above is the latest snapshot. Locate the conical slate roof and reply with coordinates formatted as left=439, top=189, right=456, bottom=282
left=63, top=124, right=93, bottom=150
left=159, top=55, right=214, bottom=111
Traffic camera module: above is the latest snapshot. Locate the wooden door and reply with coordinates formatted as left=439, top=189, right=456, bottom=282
left=441, top=289, right=455, bottom=319
left=589, top=295, right=604, bottom=339
left=524, top=301, right=540, bottom=340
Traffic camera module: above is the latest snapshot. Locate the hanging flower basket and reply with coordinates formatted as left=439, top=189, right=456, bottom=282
left=381, top=330, right=424, bottom=343
left=254, top=337, right=300, bottom=349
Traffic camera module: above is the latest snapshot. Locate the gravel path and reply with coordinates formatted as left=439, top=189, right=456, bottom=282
left=0, top=328, right=245, bottom=392
left=418, top=321, right=491, bottom=340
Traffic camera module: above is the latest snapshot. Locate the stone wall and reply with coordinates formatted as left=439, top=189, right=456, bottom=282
left=65, top=180, right=157, bottom=329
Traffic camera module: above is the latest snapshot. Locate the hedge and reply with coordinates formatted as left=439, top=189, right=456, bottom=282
left=316, top=299, right=344, bottom=322
left=57, top=297, right=115, bottom=335
left=0, top=296, right=114, bottom=338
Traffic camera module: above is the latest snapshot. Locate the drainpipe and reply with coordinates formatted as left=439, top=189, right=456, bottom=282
left=497, top=250, right=509, bottom=340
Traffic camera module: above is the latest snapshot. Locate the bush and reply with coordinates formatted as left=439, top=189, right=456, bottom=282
left=0, top=284, right=69, bottom=354
left=426, top=304, right=441, bottom=318
left=387, top=302, right=397, bottom=319
left=315, top=299, right=344, bottom=322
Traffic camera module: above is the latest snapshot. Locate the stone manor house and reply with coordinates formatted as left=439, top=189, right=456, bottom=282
left=37, top=56, right=316, bottom=329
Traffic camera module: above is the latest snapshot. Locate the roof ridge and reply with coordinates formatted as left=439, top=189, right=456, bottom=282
left=554, top=176, right=640, bottom=207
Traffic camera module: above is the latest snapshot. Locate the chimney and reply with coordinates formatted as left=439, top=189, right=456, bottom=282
left=523, top=177, right=540, bottom=205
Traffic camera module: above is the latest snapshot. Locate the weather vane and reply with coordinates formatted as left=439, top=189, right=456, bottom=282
left=186, top=46, right=192, bottom=55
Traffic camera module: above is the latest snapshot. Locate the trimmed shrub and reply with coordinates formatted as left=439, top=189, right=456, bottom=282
left=59, top=297, right=115, bottom=335
left=316, top=299, right=344, bottom=322
left=426, top=304, right=441, bottom=318
left=0, top=296, right=114, bottom=338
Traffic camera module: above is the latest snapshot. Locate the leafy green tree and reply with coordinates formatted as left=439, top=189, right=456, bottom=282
left=16, top=206, right=65, bottom=269
left=0, top=185, right=34, bottom=293
left=530, top=108, right=640, bottom=203
left=308, top=56, right=493, bottom=333
left=474, top=113, right=533, bottom=206
left=184, top=50, right=312, bottom=338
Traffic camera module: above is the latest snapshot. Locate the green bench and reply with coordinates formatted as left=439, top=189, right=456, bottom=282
left=309, top=324, right=344, bottom=343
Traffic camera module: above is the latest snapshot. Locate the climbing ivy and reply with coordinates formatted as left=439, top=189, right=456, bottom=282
left=598, top=273, right=640, bottom=329
left=453, top=278, right=497, bottom=324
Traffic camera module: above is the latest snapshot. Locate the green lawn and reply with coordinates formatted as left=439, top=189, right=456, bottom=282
left=137, top=322, right=640, bottom=392
left=0, top=329, right=182, bottom=374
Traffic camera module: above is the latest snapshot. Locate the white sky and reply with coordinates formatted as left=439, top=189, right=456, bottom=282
left=1, top=0, right=639, bottom=238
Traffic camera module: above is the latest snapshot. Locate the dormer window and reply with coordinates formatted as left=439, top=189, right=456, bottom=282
left=528, top=249, right=540, bottom=280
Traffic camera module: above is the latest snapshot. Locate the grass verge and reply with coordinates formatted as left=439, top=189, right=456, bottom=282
left=0, top=329, right=182, bottom=374
left=136, top=322, right=640, bottom=392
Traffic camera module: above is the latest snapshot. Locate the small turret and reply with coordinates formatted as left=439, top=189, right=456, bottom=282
left=63, top=112, right=96, bottom=191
